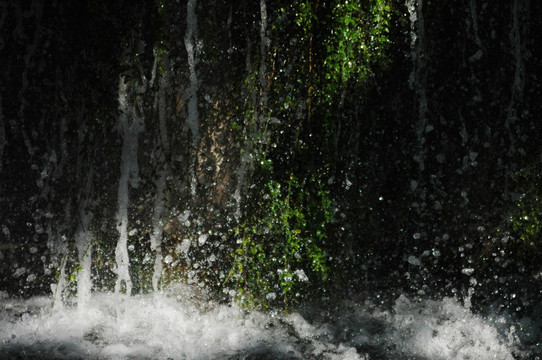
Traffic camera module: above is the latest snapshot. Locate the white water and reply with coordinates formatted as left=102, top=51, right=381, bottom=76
left=0, top=288, right=523, bottom=360
left=75, top=162, right=95, bottom=309
left=114, top=76, right=144, bottom=296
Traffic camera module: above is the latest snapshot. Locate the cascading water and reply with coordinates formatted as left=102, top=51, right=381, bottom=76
left=406, top=0, right=428, bottom=173
left=184, top=0, right=200, bottom=201
left=114, top=75, right=144, bottom=296
left=75, top=167, right=94, bottom=309
left=506, top=0, right=525, bottom=157
left=233, top=0, right=269, bottom=221
left=149, top=70, right=171, bottom=292
left=1, top=1, right=541, bottom=359
left=184, top=0, right=199, bottom=147
left=0, top=97, right=4, bottom=173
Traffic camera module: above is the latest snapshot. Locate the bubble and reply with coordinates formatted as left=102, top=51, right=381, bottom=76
left=13, top=267, right=26, bottom=278
left=408, top=256, right=421, bottom=266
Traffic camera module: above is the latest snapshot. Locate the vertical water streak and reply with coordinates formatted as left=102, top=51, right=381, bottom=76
left=149, top=72, right=171, bottom=291
left=150, top=171, right=166, bottom=291
left=259, top=0, right=269, bottom=111
left=51, top=250, right=67, bottom=311
left=406, top=0, right=417, bottom=87
left=467, top=0, right=483, bottom=107
left=15, top=1, right=42, bottom=139
left=184, top=0, right=199, bottom=146
left=50, top=212, right=70, bottom=312
left=506, top=0, right=525, bottom=156
left=184, top=0, right=200, bottom=198
left=0, top=95, right=4, bottom=172
left=13, top=0, right=43, bottom=158
left=233, top=2, right=268, bottom=221
left=76, top=166, right=94, bottom=309
left=469, top=0, right=483, bottom=49
left=49, top=112, right=74, bottom=309
left=0, top=3, right=5, bottom=171
left=234, top=37, right=255, bottom=221
left=407, top=0, right=427, bottom=172
left=114, top=76, right=144, bottom=296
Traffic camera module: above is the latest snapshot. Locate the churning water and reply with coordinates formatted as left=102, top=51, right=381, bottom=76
left=1, top=284, right=532, bottom=359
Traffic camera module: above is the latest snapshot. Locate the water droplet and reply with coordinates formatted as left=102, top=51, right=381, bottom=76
left=198, top=234, right=208, bottom=246
left=407, top=255, right=421, bottom=266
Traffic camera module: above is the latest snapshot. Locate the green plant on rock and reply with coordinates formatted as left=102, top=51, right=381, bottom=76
left=226, top=174, right=331, bottom=310
left=510, top=166, right=542, bottom=247
left=322, top=0, right=392, bottom=100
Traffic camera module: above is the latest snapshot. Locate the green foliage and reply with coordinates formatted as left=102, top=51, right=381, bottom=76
left=226, top=174, right=331, bottom=310
left=510, top=167, right=542, bottom=246
left=322, top=0, right=392, bottom=100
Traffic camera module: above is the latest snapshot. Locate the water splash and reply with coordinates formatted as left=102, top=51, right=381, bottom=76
left=0, top=291, right=522, bottom=359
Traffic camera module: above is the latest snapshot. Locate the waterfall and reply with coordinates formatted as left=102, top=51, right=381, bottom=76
left=184, top=0, right=200, bottom=199
left=1, top=3, right=9, bottom=166
left=469, top=0, right=483, bottom=49
left=51, top=241, right=67, bottom=311
left=233, top=0, right=269, bottom=221
left=114, top=76, right=144, bottom=296
left=149, top=72, right=171, bottom=292
left=259, top=0, right=269, bottom=109
left=407, top=0, right=427, bottom=172
left=184, top=0, right=199, bottom=147
left=0, top=95, right=4, bottom=173
left=75, top=166, right=94, bottom=308
left=467, top=0, right=483, bottom=103
left=506, top=0, right=525, bottom=157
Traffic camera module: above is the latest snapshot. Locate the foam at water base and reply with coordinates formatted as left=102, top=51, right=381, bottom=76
left=384, top=295, right=518, bottom=359
left=0, top=290, right=520, bottom=359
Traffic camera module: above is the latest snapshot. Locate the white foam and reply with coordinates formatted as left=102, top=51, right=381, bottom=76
left=0, top=291, right=520, bottom=359
left=385, top=295, right=517, bottom=359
